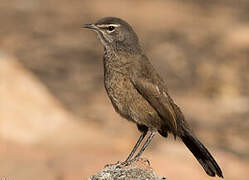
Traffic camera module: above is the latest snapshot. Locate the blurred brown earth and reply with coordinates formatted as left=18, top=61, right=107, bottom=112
left=0, top=0, right=249, bottom=180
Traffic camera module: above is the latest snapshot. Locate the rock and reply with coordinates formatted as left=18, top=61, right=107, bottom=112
left=88, top=159, right=166, bottom=180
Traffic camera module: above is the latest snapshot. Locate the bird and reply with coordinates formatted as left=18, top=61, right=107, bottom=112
left=83, top=17, right=223, bottom=178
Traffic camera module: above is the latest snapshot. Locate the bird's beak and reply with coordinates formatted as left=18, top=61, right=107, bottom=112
left=82, top=24, right=98, bottom=30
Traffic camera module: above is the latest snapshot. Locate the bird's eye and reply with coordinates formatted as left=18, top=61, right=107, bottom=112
left=108, top=26, right=115, bottom=31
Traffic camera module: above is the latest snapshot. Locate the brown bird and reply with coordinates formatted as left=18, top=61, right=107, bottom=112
left=84, top=17, right=223, bottom=178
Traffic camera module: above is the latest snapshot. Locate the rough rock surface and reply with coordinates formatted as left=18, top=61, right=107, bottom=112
left=88, top=159, right=166, bottom=180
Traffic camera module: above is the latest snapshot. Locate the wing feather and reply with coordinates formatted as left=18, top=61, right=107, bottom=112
left=131, top=77, right=178, bottom=136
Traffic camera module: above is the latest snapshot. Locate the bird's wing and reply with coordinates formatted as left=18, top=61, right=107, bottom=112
left=130, top=77, right=178, bottom=135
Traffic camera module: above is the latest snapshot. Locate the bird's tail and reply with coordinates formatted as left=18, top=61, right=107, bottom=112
left=180, top=128, right=223, bottom=178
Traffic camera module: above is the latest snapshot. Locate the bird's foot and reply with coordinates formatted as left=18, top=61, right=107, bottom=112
left=106, top=157, right=150, bottom=169
left=136, top=157, right=150, bottom=166
left=104, top=161, right=122, bottom=168
left=117, top=157, right=150, bottom=168
left=115, top=160, right=131, bottom=168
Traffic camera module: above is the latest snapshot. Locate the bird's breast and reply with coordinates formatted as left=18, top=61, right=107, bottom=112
left=104, top=69, right=134, bottom=119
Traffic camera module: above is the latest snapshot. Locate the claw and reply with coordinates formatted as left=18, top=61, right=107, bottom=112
left=122, top=157, right=151, bottom=167
left=104, top=161, right=121, bottom=168
left=137, top=157, right=150, bottom=165
left=105, top=157, right=150, bottom=169
left=118, top=160, right=131, bottom=167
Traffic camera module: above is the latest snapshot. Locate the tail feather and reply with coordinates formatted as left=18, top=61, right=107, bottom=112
left=181, top=129, right=223, bottom=178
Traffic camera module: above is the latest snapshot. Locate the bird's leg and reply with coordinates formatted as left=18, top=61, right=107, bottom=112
left=120, top=131, right=156, bottom=167
left=132, top=131, right=156, bottom=161
left=120, top=130, right=147, bottom=166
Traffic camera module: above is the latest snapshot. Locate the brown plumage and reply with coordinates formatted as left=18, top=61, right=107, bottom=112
left=84, top=17, right=223, bottom=178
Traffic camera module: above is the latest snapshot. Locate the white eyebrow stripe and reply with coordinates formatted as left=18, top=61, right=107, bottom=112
left=97, top=24, right=120, bottom=28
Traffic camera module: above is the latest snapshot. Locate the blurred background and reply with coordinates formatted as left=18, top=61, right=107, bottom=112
left=0, top=0, right=249, bottom=179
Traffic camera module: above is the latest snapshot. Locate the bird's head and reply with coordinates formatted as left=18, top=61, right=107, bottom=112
left=84, top=17, right=142, bottom=54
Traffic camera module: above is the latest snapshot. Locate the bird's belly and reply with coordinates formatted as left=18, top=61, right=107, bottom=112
left=104, top=73, right=162, bottom=129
